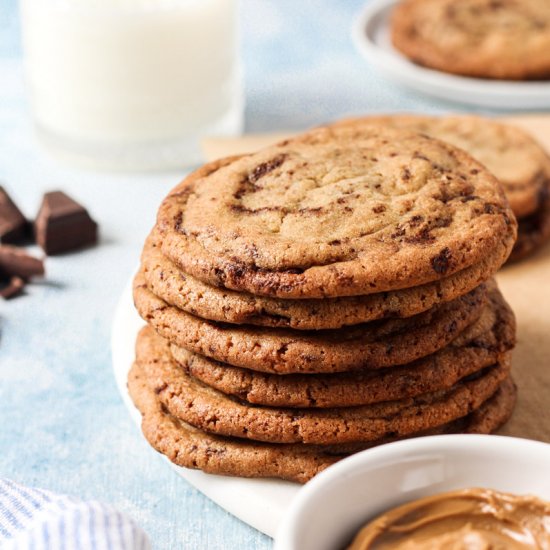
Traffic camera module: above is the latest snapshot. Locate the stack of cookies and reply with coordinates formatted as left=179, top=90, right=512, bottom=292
left=333, top=115, right=550, bottom=262
left=130, top=124, right=518, bottom=483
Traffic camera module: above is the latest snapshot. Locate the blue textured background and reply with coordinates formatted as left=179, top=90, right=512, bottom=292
left=0, top=1, right=489, bottom=548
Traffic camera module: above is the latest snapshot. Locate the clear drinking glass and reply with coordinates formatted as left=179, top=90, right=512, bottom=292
left=19, top=0, right=244, bottom=170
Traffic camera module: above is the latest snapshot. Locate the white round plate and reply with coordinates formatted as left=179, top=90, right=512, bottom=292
left=353, top=0, right=550, bottom=110
left=111, top=274, right=299, bottom=538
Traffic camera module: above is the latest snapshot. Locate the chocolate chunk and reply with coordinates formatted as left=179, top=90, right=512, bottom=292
left=0, top=186, right=28, bottom=244
left=248, top=155, right=286, bottom=183
left=431, top=247, right=452, bottom=274
left=0, top=245, right=44, bottom=279
left=0, top=275, right=25, bottom=299
left=35, top=191, right=98, bottom=255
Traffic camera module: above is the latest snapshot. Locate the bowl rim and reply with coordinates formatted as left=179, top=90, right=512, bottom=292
left=274, top=434, right=550, bottom=549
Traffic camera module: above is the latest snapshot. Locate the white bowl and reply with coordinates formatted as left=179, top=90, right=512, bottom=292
left=274, top=435, right=550, bottom=550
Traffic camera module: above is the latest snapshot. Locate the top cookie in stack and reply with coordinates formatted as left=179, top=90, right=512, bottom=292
left=156, top=125, right=514, bottom=298
left=130, top=124, right=518, bottom=483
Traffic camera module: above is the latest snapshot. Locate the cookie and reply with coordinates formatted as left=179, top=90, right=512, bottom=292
left=391, top=0, right=550, bottom=80
left=168, top=286, right=515, bottom=408
left=465, top=377, right=517, bottom=436
left=142, top=227, right=509, bottom=330
left=333, top=115, right=550, bottom=220
left=128, top=360, right=337, bottom=483
left=128, top=360, right=516, bottom=483
left=135, top=325, right=510, bottom=445
left=508, top=184, right=550, bottom=262
left=133, top=272, right=487, bottom=374
left=156, top=125, right=516, bottom=298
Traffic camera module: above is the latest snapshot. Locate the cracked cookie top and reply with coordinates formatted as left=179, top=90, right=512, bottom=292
left=156, top=125, right=516, bottom=298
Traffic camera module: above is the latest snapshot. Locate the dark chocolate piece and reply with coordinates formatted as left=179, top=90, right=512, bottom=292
left=0, top=275, right=25, bottom=299
left=35, top=191, right=98, bottom=255
left=0, top=186, right=28, bottom=244
left=0, top=245, right=45, bottom=279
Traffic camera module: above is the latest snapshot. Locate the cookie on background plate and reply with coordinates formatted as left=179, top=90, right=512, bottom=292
left=391, top=0, right=550, bottom=80
left=156, top=126, right=516, bottom=299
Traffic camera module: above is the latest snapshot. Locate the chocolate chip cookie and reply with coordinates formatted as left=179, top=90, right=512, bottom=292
left=508, top=185, right=550, bottom=261
left=391, top=0, right=550, bottom=80
left=128, top=358, right=516, bottom=482
left=134, top=326, right=510, bottom=445
left=156, top=126, right=516, bottom=298
left=133, top=272, right=487, bottom=374
left=168, top=283, right=514, bottom=408
left=142, top=228, right=509, bottom=330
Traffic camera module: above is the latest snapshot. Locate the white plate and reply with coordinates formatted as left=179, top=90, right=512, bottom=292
left=111, top=275, right=300, bottom=538
left=352, top=0, right=550, bottom=110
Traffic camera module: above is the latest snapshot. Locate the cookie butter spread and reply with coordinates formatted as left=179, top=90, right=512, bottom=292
left=347, top=488, right=550, bottom=549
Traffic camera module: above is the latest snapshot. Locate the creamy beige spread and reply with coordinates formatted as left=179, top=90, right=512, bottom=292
left=347, top=488, right=550, bottom=549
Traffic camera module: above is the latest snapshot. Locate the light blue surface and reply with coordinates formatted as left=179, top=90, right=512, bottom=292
left=0, top=2, right=502, bottom=549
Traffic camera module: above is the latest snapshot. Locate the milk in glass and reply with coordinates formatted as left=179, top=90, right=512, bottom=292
left=20, top=0, right=243, bottom=170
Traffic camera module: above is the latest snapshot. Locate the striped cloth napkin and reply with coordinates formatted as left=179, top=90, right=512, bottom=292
left=0, top=478, right=151, bottom=549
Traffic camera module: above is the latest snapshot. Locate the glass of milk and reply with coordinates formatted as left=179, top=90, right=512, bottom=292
left=19, top=0, right=244, bottom=170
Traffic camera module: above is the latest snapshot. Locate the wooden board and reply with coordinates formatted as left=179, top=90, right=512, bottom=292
left=202, top=115, right=550, bottom=443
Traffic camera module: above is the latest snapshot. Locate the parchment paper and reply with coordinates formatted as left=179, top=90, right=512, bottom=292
left=202, top=114, right=550, bottom=443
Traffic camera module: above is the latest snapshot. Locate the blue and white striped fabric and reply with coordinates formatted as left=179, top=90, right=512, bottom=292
left=0, top=478, right=151, bottom=549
